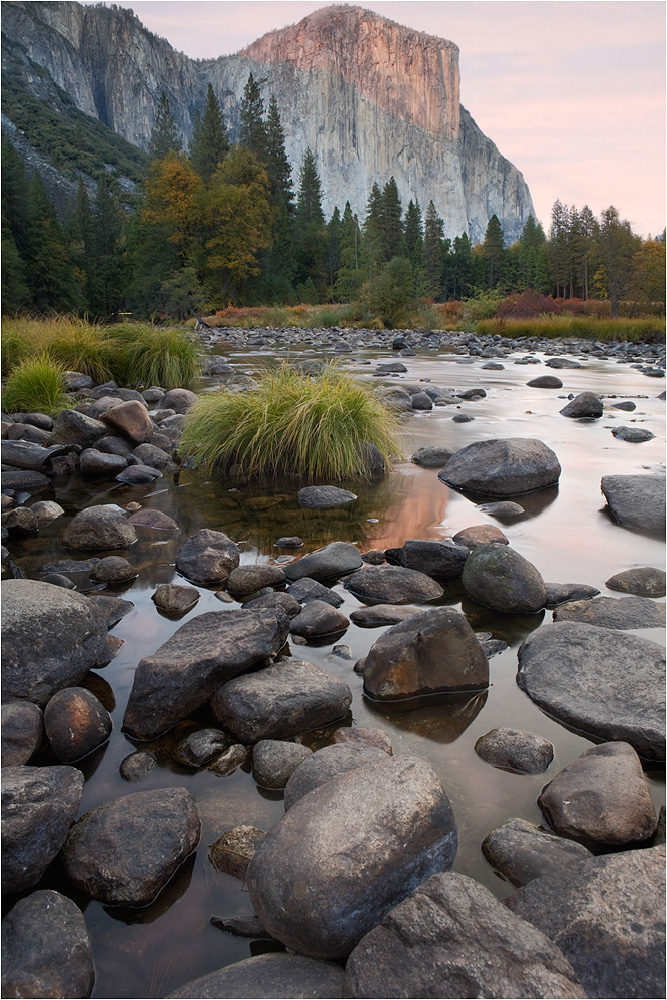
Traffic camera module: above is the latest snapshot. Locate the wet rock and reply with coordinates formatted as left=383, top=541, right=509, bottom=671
left=482, top=818, right=592, bottom=887
left=247, top=755, right=457, bottom=960
left=29, top=500, right=65, bottom=526
left=128, top=508, right=179, bottom=530
left=344, top=871, right=586, bottom=999
left=166, top=953, right=345, bottom=1000
left=158, top=388, right=199, bottom=413
left=209, top=825, right=266, bottom=878
left=209, top=914, right=270, bottom=938
left=152, top=583, right=200, bottom=615
left=15, top=411, right=53, bottom=431
left=345, top=565, right=444, bottom=604
left=544, top=582, right=600, bottom=608
left=385, top=538, right=469, bottom=579
left=552, top=594, right=665, bottom=629
left=211, top=660, right=352, bottom=744
left=545, top=357, right=582, bottom=369
left=132, top=442, right=172, bottom=467
left=242, top=591, right=302, bottom=618
left=477, top=500, right=525, bottom=518
left=252, top=740, right=312, bottom=788
left=606, top=566, right=666, bottom=597
left=538, top=742, right=657, bottom=848
left=274, top=535, right=303, bottom=548
left=453, top=524, right=509, bottom=548
left=96, top=434, right=134, bottom=457
left=527, top=374, right=564, bottom=388
left=410, top=391, right=433, bottom=409
left=90, top=555, right=137, bottom=583
left=612, top=425, right=656, bottom=442
left=50, top=410, right=107, bottom=447
left=63, top=504, right=137, bottom=551
left=506, top=844, right=665, bottom=1000
left=120, top=750, right=157, bottom=782
left=6, top=421, right=51, bottom=444
left=284, top=542, right=363, bottom=582
left=411, top=445, right=455, bottom=467
left=1, top=469, right=50, bottom=490
left=462, top=543, right=547, bottom=613
left=475, top=727, right=554, bottom=773
left=452, top=412, right=474, bottom=422
left=79, top=447, right=128, bottom=478
left=1, top=890, right=95, bottom=999
left=289, top=600, right=349, bottom=638
left=439, top=437, right=561, bottom=496
left=517, top=622, right=665, bottom=761
left=226, top=564, right=286, bottom=596
left=349, top=603, right=420, bottom=626
left=376, top=361, right=407, bottom=373
left=173, top=727, right=231, bottom=768
left=1, top=702, right=44, bottom=766
left=2, top=765, right=84, bottom=893
left=284, top=743, right=388, bottom=810
left=2, top=506, right=38, bottom=535
left=2, top=580, right=109, bottom=706
left=360, top=548, right=386, bottom=564
left=208, top=744, right=248, bottom=776
left=1, top=441, right=62, bottom=471
left=286, top=577, right=344, bottom=606
left=40, top=557, right=100, bottom=576
left=328, top=727, right=392, bottom=754
left=123, top=608, right=289, bottom=740
left=86, top=593, right=134, bottom=628
left=175, top=528, right=240, bottom=584
left=297, top=486, right=358, bottom=508
left=116, top=463, right=162, bottom=484
left=44, top=687, right=112, bottom=762
left=601, top=473, right=666, bottom=533
left=611, top=400, right=637, bottom=411
left=559, top=391, right=603, bottom=418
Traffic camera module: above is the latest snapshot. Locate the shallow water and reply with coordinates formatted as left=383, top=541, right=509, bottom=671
left=8, top=343, right=666, bottom=999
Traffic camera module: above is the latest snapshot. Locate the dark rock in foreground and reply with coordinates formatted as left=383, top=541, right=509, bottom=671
left=517, top=622, right=665, bottom=761
left=601, top=474, right=666, bottom=533
left=166, top=953, right=345, bottom=999
left=175, top=528, right=240, bottom=584
left=44, top=687, right=112, bottom=762
left=482, top=817, right=592, bottom=888
left=345, top=564, right=443, bottom=604
left=559, top=392, right=603, bottom=418
left=462, top=543, right=547, bottom=613
left=439, top=437, right=561, bottom=496
left=506, top=845, right=666, bottom=1000
left=284, top=743, right=388, bottom=809
left=384, top=538, right=469, bottom=579
left=475, top=727, right=553, bottom=774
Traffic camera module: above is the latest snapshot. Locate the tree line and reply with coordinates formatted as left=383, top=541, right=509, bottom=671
left=2, top=77, right=665, bottom=319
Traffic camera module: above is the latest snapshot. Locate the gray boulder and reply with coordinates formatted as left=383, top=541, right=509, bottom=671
left=297, top=486, right=358, bottom=508
left=344, top=872, right=587, bottom=999
left=601, top=474, right=666, bottom=533
left=411, top=445, right=454, bottom=467
left=128, top=507, right=179, bottom=531
left=2, top=580, right=109, bottom=706
left=90, top=555, right=137, bottom=583
left=439, top=437, right=561, bottom=496
left=2, top=765, right=84, bottom=893
left=344, top=565, right=444, bottom=604
left=50, top=409, right=107, bottom=446
left=63, top=504, right=137, bottom=551
left=226, top=564, right=286, bottom=596
left=284, top=743, right=388, bottom=809
left=242, top=591, right=302, bottom=618
left=349, top=604, right=421, bottom=626
left=545, top=357, right=581, bottom=369
left=286, top=577, right=344, bottom=606
left=211, top=660, right=352, bottom=744
left=517, top=622, right=665, bottom=761
left=1, top=702, right=43, bottom=766
left=158, top=388, right=199, bottom=413
left=289, top=600, right=349, bottom=638
left=166, top=953, right=345, bottom=999
left=61, top=787, right=200, bottom=906
left=506, top=845, right=666, bottom=999
left=29, top=500, right=65, bottom=526
left=462, top=543, right=547, bottom=613
left=545, top=582, right=600, bottom=608
left=252, top=740, right=313, bottom=789
left=283, top=542, right=363, bottom=582
left=611, top=425, right=655, bottom=442
left=1, top=890, right=94, bottom=999
left=384, top=538, right=469, bottom=579
left=247, top=755, right=457, bottom=959
left=538, top=742, right=657, bottom=848
left=79, top=447, right=128, bottom=479
left=123, top=609, right=289, bottom=740
left=116, top=463, right=162, bottom=484
left=482, top=817, right=592, bottom=887
left=363, top=608, right=488, bottom=701
left=453, top=524, right=508, bottom=548
left=100, top=399, right=153, bottom=443
left=44, top=687, right=112, bottom=762
left=1, top=441, right=68, bottom=471
left=527, top=375, right=563, bottom=388
left=553, top=594, right=665, bottom=629
left=133, top=442, right=172, bottom=467
left=152, top=583, right=200, bottom=615
left=475, top=727, right=553, bottom=773
left=606, top=566, right=666, bottom=597
left=175, top=528, right=240, bottom=584
left=559, top=392, right=603, bottom=417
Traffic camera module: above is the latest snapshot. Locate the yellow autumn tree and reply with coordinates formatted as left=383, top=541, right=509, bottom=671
left=142, top=151, right=202, bottom=264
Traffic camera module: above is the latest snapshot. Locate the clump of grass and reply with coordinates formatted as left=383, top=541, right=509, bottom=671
left=180, top=363, right=403, bottom=480
left=1, top=327, right=32, bottom=372
left=110, top=324, right=202, bottom=389
left=47, top=323, right=117, bottom=383
left=476, top=316, right=665, bottom=342
left=2, top=355, right=70, bottom=415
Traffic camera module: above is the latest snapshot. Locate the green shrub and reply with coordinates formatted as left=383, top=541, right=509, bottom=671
left=180, top=363, right=403, bottom=480
left=110, top=323, right=202, bottom=389
left=2, top=355, right=70, bottom=415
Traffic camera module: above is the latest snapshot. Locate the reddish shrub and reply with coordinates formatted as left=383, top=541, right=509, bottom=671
left=495, top=291, right=558, bottom=319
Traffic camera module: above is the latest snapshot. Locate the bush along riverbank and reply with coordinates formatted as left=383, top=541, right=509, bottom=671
left=1, top=328, right=665, bottom=999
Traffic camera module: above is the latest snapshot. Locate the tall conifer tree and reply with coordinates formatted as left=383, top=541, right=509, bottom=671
left=239, top=73, right=267, bottom=157
left=483, top=214, right=505, bottom=290
left=423, top=200, right=445, bottom=299
left=189, top=84, right=229, bottom=182
left=148, top=92, right=181, bottom=160
left=294, top=147, right=326, bottom=289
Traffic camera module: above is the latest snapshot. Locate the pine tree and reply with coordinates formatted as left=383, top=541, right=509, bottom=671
left=149, top=92, right=181, bottom=161
left=94, top=176, right=125, bottom=315
left=362, top=183, right=384, bottom=280
left=1, top=138, right=30, bottom=256
left=404, top=199, right=424, bottom=296
left=483, top=214, right=505, bottom=290
left=66, top=178, right=101, bottom=311
left=451, top=233, right=474, bottom=299
left=549, top=199, right=570, bottom=298
left=595, top=206, right=640, bottom=317
left=335, top=202, right=362, bottom=301
left=25, top=172, right=82, bottom=312
left=239, top=73, right=267, bottom=157
left=378, top=177, right=403, bottom=262
left=189, top=84, right=229, bottom=182
left=423, top=200, right=445, bottom=299
left=265, top=95, right=294, bottom=214
left=325, top=206, right=342, bottom=296
left=294, top=147, right=326, bottom=289
left=2, top=206, right=31, bottom=313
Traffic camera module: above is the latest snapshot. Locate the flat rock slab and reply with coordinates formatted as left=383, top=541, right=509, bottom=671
left=63, top=504, right=137, bottom=551
left=1, top=890, right=95, bottom=999
left=606, top=566, right=666, bottom=597
left=482, top=817, right=592, bottom=887
left=1, top=702, right=44, bottom=766
left=2, top=765, right=84, bottom=894
left=475, top=727, right=553, bottom=774
left=439, top=437, right=561, bottom=497
left=61, top=787, right=200, bottom=907
left=166, top=953, right=345, bottom=999
left=517, top=622, right=665, bottom=761
left=123, top=609, right=289, bottom=740
left=462, top=543, right=547, bottom=614
left=247, top=755, right=458, bottom=960
left=349, top=604, right=421, bottom=626
left=384, top=539, right=469, bottom=579
left=284, top=743, right=388, bottom=810
left=211, top=660, right=352, bottom=744
left=553, top=594, right=665, bottom=629
left=601, top=474, right=666, bottom=533
left=175, top=528, right=240, bottom=584
left=345, top=565, right=444, bottom=604
left=363, top=607, right=488, bottom=701
left=2, top=579, right=109, bottom=706
left=284, top=542, right=363, bottom=582
left=297, top=486, right=358, bottom=508
left=344, top=871, right=586, bottom=999
left=506, top=845, right=666, bottom=999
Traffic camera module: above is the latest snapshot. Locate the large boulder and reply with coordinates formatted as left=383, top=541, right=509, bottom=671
left=2, top=580, right=109, bottom=706
left=166, top=953, right=345, bottom=1000
left=600, top=474, right=666, bottom=533
left=362, top=608, right=488, bottom=701
left=438, top=438, right=561, bottom=496
left=210, top=660, right=352, bottom=744
left=1, top=702, right=43, bottom=766
left=175, top=528, right=240, bottom=584
left=246, top=755, right=458, bottom=959
left=559, top=392, right=603, bottom=418
left=517, top=622, right=665, bottom=761
left=100, top=399, right=153, bottom=443
left=344, top=565, right=444, bottom=604
left=63, top=504, right=137, bottom=551
left=1, top=890, right=95, bottom=999
left=123, top=609, right=289, bottom=740
left=61, top=788, right=200, bottom=906
left=284, top=743, right=388, bottom=810
left=2, top=765, right=84, bottom=893
left=49, top=409, right=107, bottom=447
left=506, top=845, right=666, bottom=1000
left=344, top=872, right=587, bottom=999
left=284, top=542, right=363, bottom=582
left=462, top=543, right=547, bottom=613
left=384, top=539, right=469, bottom=579
left=482, top=817, right=592, bottom=888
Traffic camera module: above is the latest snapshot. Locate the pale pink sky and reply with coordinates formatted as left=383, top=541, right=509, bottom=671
left=88, top=0, right=665, bottom=237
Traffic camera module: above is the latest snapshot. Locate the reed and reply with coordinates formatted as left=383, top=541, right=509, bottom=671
left=475, top=316, right=665, bottom=342
left=2, top=354, right=70, bottom=415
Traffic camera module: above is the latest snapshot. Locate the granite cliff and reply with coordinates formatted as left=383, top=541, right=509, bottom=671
left=1, top=1, right=534, bottom=241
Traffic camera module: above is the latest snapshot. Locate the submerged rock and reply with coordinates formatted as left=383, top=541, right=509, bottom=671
left=209, top=825, right=266, bottom=878
left=482, top=818, right=592, bottom=888
left=297, top=486, right=358, bottom=508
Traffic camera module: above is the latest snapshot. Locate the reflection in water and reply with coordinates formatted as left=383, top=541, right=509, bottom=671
left=460, top=600, right=546, bottom=644
left=365, top=689, right=488, bottom=741
left=103, top=853, right=196, bottom=926
left=450, top=483, right=560, bottom=521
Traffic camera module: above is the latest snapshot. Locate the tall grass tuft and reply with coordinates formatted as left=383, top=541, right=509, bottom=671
left=110, top=324, right=202, bottom=389
left=180, top=363, right=403, bottom=481
left=47, top=323, right=117, bottom=383
left=2, top=355, right=70, bottom=415
left=476, top=316, right=665, bottom=342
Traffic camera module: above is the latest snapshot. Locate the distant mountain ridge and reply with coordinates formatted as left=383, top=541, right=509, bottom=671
left=1, top=1, right=535, bottom=241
